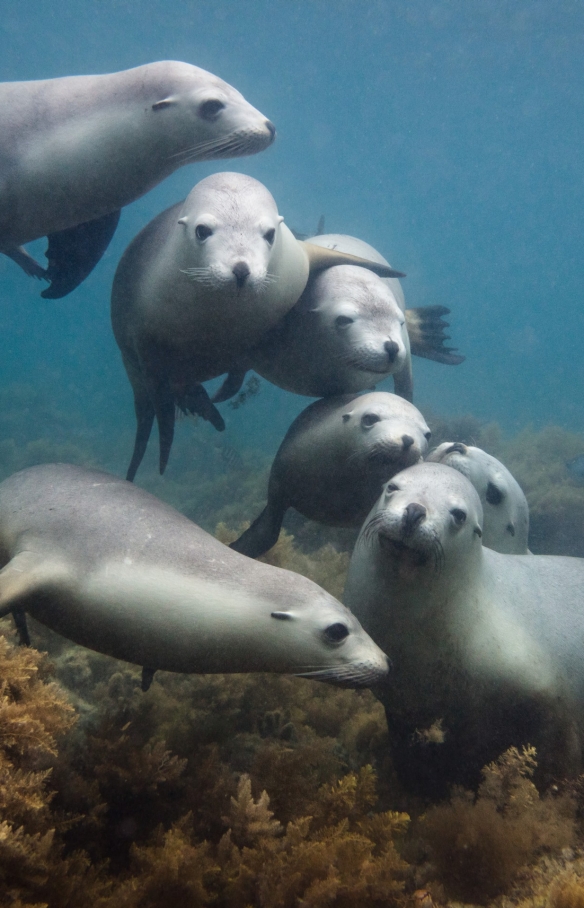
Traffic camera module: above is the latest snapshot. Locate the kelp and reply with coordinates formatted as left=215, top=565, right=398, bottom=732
left=417, top=746, right=576, bottom=904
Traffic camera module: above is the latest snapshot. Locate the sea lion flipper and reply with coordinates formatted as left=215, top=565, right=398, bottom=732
left=41, top=208, right=121, bottom=299
left=127, top=394, right=156, bottom=483
left=302, top=242, right=406, bottom=279
left=182, top=385, right=226, bottom=432
left=12, top=609, right=30, bottom=647
left=141, top=667, right=156, bottom=692
left=392, top=360, right=414, bottom=403
left=212, top=370, right=247, bottom=404
left=4, top=245, right=48, bottom=279
left=0, top=551, right=68, bottom=615
left=405, top=306, right=465, bottom=365
left=230, top=500, right=286, bottom=559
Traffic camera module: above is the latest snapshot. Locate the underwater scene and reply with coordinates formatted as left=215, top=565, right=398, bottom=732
left=2, top=1, right=584, bottom=905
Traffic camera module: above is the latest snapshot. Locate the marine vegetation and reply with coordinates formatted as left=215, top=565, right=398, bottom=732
left=416, top=746, right=576, bottom=904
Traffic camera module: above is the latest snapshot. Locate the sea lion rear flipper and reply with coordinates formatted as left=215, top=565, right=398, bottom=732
left=0, top=551, right=68, bottom=618
left=182, top=385, right=225, bottom=432
left=405, top=306, right=465, bottom=365
left=41, top=208, right=121, bottom=299
left=4, top=246, right=48, bottom=280
left=212, top=370, right=247, bottom=403
left=230, top=500, right=286, bottom=559
left=302, top=242, right=406, bottom=279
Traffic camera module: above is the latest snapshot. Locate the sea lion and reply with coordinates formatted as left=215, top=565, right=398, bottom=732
left=212, top=234, right=463, bottom=406
left=232, top=392, right=431, bottom=559
left=0, top=61, right=276, bottom=297
left=427, top=442, right=530, bottom=554
left=111, top=174, right=405, bottom=481
left=0, top=463, right=389, bottom=691
left=344, top=462, right=584, bottom=796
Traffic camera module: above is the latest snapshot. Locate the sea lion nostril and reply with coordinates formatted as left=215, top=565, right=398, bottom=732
left=402, top=434, right=414, bottom=450
left=232, top=261, right=250, bottom=287
left=385, top=340, right=399, bottom=362
left=402, top=502, right=426, bottom=533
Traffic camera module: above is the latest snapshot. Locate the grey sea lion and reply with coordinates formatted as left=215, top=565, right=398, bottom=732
left=111, top=174, right=405, bottom=481
left=0, top=463, right=389, bottom=691
left=344, top=462, right=584, bottom=796
left=232, top=392, right=431, bottom=559
left=427, top=442, right=530, bottom=554
left=0, top=61, right=276, bottom=297
left=212, top=234, right=463, bottom=406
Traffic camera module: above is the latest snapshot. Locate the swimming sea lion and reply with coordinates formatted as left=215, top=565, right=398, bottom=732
left=0, top=61, right=276, bottom=297
left=212, top=235, right=463, bottom=406
left=111, top=174, right=405, bottom=481
left=344, top=462, right=584, bottom=796
left=427, top=442, right=530, bottom=554
left=0, top=463, right=389, bottom=691
left=232, top=392, right=431, bottom=558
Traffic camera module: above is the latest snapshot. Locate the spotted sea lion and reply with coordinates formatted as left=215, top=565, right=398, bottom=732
left=111, top=174, right=405, bottom=481
left=231, top=392, right=431, bottom=559
left=212, top=234, right=463, bottom=406
left=344, top=462, right=584, bottom=796
left=0, top=463, right=389, bottom=691
left=427, top=442, right=530, bottom=554
left=0, top=61, right=276, bottom=297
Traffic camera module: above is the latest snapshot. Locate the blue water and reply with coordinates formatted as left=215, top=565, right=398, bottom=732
left=1, top=0, right=583, bottom=476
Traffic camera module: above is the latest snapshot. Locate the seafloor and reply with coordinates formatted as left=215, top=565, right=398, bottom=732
left=2, top=381, right=584, bottom=907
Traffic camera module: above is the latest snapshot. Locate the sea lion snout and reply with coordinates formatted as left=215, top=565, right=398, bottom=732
left=402, top=501, right=427, bottom=535
left=232, top=260, right=251, bottom=287
left=385, top=340, right=400, bottom=363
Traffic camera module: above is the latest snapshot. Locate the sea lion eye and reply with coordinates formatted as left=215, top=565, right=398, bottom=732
left=263, top=228, right=276, bottom=245
left=385, top=483, right=399, bottom=495
left=486, top=482, right=504, bottom=506
left=450, top=508, right=467, bottom=525
left=424, top=431, right=432, bottom=441
left=271, top=611, right=293, bottom=621
left=199, top=99, right=225, bottom=120
left=195, top=224, right=213, bottom=241
left=362, top=413, right=381, bottom=428
left=323, top=622, right=349, bottom=644
left=335, top=315, right=354, bottom=328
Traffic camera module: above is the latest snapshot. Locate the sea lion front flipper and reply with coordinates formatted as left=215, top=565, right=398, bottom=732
left=127, top=392, right=156, bottom=483
left=405, top=306, right=465, bottom=365
left=211, top=370, right=247, bottom=404
left=302, top=242, right=406, bottom=279
left=4, top=246, right=48, bottom=279
left=230, top=499, right=287, bottom=559
left=12, top=609, right=30, bottom=647
left=392, top=360, right=414, bottom=403
left=0, top=551, right=68, bottom=616
left=41, top=208, right=121, bottom=299
left=141, top=667, right=156, bottom=692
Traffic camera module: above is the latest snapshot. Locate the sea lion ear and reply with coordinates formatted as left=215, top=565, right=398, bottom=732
left=277, top=215, right=284, bottom=224
left=178, top=217, right=188, bottom=226
left=152, top=98, right=175, bottom=110
left=474, top=525, right=483, bottom=538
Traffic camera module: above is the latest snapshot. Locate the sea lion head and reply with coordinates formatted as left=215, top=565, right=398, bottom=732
left=177, top=172, right=285, bottom=295
left=305, top=265, right=409, bottom=388
left=156, top=63, right=275, bottom=160
left=339, top=392, right=431, bottom=471
left=266, top=582, right=390, bottom=687
left=427, top=442, right=529, bottom=554
left=359, top=462, right=484, bottom=579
